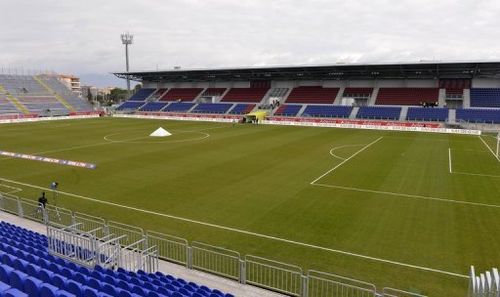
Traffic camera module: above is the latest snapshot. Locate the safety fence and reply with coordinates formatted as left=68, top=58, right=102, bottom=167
left=468, top=266, right=499, bottom=297
left=0, top=191, right=427, bottom=297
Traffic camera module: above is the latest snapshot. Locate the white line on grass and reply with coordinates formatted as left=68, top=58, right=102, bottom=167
left=0, top=176, right=467, bottom=279
left=448, top=148, right=453, bottom=174
left=452, top=171, right=500, bottom=178
left=329, top=144, right=365, bottom=161
left=311, top=137, right=383, bottom=185
left=0, top=125, right=228, bottom=162
left=479, top=135, right=499, bottom=162
left=311, top=183, right=500, bottom=209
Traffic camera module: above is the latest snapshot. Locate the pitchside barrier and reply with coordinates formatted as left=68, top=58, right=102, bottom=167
left=114, top=113, right=482, bottom=136
left=468, top=266, right=499, bottom=297
left=0, top=191, right=427, bottom=297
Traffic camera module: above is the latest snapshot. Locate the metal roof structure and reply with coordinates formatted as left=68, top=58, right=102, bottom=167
left=114, top=61, right=500, bottom=83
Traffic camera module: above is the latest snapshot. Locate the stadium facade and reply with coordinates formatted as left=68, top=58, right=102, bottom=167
left=113, top=61, right=500, bottom=125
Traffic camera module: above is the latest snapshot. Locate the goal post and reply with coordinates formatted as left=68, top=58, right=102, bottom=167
left=496, top=132, right=500, bottom=160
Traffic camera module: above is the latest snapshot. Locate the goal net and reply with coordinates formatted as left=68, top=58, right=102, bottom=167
left=481, top=131, right=500, bottom=160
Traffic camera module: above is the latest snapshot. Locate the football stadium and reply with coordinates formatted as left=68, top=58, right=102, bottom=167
left=1, top=3, right=500, bottom=297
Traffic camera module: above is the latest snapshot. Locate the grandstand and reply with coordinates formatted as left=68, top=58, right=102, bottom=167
left=112, top=61, right=500, bottom=127
left=0, top=74, right=93, bottom=116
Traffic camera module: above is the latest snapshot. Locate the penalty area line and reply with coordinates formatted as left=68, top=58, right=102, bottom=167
left=448, top=148, right=453, bottom=174
left=0, top=176, right=467, bottom=279
left=311, top=137, right=383, bottom=185
left=479, top=135, right=499, bottom=162
left=311, top=183, right=500, bottom=209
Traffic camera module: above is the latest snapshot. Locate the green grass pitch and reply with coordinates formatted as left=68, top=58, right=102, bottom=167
left=0, top=117, right=499, bottom=296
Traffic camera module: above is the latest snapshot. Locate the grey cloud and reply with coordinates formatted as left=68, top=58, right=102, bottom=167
left=1, top=0, right=500, bottom=87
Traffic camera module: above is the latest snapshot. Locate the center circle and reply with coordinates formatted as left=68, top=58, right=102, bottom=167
left=103, top=129, right=209, bottom=144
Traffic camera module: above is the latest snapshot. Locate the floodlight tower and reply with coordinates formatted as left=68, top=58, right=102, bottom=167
left=121, top=32, right=133, bottom=97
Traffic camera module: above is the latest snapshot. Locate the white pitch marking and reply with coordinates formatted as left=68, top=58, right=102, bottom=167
left=311, top=137, right=383, bottom=185
left=0, top=176, right=468, bottom=278
left=329, top=144, right=365, bottom=161
left=448, top=148, right=453, bottom=174
left=452, top=171, right=500, bottom=178
left=0, top=124, right=227, bottom=162
left=479, top=135, right=499, bottom=162
left=312, top=183, right=500, bottom=209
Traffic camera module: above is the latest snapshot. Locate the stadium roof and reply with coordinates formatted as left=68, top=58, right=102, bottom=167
left=114, top=61, right=500, bottom=82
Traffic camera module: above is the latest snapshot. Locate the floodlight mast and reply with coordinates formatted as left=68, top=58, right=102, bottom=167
left=121, top=33, right=133, bottom=97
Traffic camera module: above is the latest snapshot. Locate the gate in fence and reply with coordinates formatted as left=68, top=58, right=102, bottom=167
left=47, top=223, right=97, bottom=268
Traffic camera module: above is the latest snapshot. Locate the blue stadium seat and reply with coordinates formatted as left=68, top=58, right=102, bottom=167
left=163, top=102, right=195, bottom=112
left=3, top=288, right=28, bottom=297
left=191, top=103, right=233, bottom=114
left=456, top=108, right=500, bottom=123
left=406, top=107, right=448, bottom=121
left=274, top=104, right=302, bottom=116
left=0, top=221, right=234, bottom=297
left=301, top=105, right=352, bottom=118
left=0, top=280, right=10, bottom=293
left=356, top=106, right=401, bottom=120
left=24, top=276, right=44, bottom=297
left=40, top=283, right=60, bottom=297
left=127, top=89, right=156, bottom=101
left=470, top=88, right=500, bottom=107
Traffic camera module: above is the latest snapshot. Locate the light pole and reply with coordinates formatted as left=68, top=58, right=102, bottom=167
left=121, top=32, right=133, bottom=97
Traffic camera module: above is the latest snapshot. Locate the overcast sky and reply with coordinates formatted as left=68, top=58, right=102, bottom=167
left=1, top=0, right=500, bottom=87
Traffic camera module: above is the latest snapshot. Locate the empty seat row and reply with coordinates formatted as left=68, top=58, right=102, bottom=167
left=376, top=88, right=439, bottom=105
left=406, top=107, right=449, bottom=122
left=274, top=104, right=302, bottom=116
left=456, top=108, right=500, bottom=123
left=191, top=103, right=233, bottom=114
left=357, top=106, right=402, bottom=120
left=302, top=105, right=353, bottom=118
left=128, top=89, right=156, bottom=101
left=161, top=89, right=204, bottom=102
left=229, top=104, right=255, bottom=114
left=470, top=88, right=500, bottom=107
left=221, top=88, right=269, bottom=103
left=285, top=86, right=339, bottom=104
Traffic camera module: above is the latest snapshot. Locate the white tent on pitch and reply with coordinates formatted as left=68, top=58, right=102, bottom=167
left=150, top=127, right=172, bottom=137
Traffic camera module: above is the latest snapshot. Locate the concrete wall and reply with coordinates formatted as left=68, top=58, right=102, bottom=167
left=472, top=79, right=500, bottom=88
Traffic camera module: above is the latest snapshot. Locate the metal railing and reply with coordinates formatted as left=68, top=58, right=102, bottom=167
left=73, top=212, right=106, bottom=238
left=468, top=266, right=499, bottom=297
left=245, top=255, right=303, bottom=296
left=0, top=191, right=428, bottom=297
left=47, top=223, right=96, bottom=267
left=307, top=270, right=377, bottom=297
left=191, top=241, right=241, bottom=281
left=382, top=288, right=428, bottom=297
left=107, top=221, right=144, bottom=246
left=147, top=230, right=188, bottom=266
